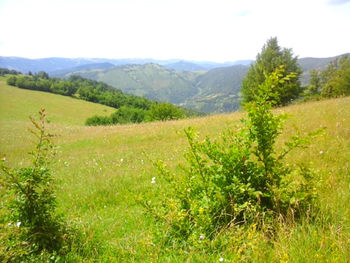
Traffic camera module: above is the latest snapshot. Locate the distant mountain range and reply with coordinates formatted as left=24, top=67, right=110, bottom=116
left=0, top=56, right=252, bottom=73
left=0, top=54, right=347, bottom=113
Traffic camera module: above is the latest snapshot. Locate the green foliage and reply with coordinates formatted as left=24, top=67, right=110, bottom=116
left=85, top=103, right=187, bottom=126
left=302, top=55, right=350, bottom=100
left=0, top=109, right=70, bottom=260
left=0, top=68, right=21, bottom=76
left=307, top=70, right=322, bottom=95
left=70, top=63, right=198, bottom=104
left=6, top=73, right=156, bottom=110
left=85, top=115, right=112, bottom=126
left=6, top=76, right=17, bottom=86
left=144, top=68, right=320, bottom=249
left=111, top=106, right=147, bottom=124
left=321, top=55, right=350, bottom=98
left=6, top=72, right=199, bottom=126
left=66, top=63, right=250, bottom=114
left=242, top=37, right=303, bottom=106
left=147, top=102, right=185, bottom=121
left=183, top=65, right=248, bottom=113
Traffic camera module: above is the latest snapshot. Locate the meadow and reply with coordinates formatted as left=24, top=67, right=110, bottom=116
left=0, top=78, right=349, bottom=262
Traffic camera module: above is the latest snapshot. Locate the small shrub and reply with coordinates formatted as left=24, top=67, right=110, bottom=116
left=147, top=102, right=184, bottom=121
left=142, top=67, right=321, bottom=249
left=111, top=106, right=147, bottom=124
left=6, top=76, right=17, bottom=86
left=85, top=115, right=112, bottom=126
left=0, top=109, right=71, bottom=260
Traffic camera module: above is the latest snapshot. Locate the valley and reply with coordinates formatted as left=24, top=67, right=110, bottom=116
left=2, top=54, right=347, bottom=113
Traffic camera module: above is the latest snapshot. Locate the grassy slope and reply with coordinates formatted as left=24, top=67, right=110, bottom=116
left=0, top=78, right=115, bottom=163
left=0, top=78, right=115, bottom=125
left=1, top=79, right=349, bottom=262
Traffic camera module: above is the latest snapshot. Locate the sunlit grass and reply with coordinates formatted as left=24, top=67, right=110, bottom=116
left=1, top=79, right=349, bottom=261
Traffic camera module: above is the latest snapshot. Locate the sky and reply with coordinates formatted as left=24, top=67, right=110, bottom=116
left=0, top=0, right=349, bottom=62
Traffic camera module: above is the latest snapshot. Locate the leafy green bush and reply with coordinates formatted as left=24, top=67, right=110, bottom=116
left=6, top=76, right=17, bottom=86
left=143, top=67, right=321, bottom=249
left=85, top=115, right=112, bottom=126
left=85, top=103, right=188, bottom=126
left=147, top=102, right=184, bottom=121
left=0, top=109, right=72, bottom=261
left=111, top=106, right=147, bottom=124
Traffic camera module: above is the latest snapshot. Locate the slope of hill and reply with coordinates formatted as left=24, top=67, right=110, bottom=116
left=60, top=63, right=249, bottom=112
left=1, top=54, right=347, bottom=114
left=182, top=65, right=249, bottom=112
left=1, top=82, right=349, bottom=261
left=65, top=63, right=200, bottom=104
left=0, top=78, right=115, bottom=125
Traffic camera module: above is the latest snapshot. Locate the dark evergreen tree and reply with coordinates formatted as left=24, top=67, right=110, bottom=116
left=241, top=37, right=303, bottom=106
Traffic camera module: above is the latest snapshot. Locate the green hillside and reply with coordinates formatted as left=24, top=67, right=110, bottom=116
left=1, top=80, right=349, bottom=261
left=183, top=65, right=248, bottom=112
left=0, top=78, right=115, bottom=126
left=66, top=63, right=200, bottom=104
left=63, top=63, right=249, bottom=113
left=52, top=54, right=348, bottom=114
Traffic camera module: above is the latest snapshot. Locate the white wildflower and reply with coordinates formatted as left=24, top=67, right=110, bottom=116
left=319, top=151, right=324, bottom=154
left=199, top=235, right=204, bottom=240
left=219, top=258, right=224, bottom=262
left=151, top=177, right=156, bottom=184
left=16, top=222, right=21, bottom=228
left=120, top=158, right=124, bottom=163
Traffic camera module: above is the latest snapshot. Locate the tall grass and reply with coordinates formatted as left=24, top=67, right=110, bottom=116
left=0, top=79, right=349, bottom=261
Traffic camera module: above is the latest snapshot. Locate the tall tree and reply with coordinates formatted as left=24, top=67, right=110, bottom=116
left=241, top=37, right=302, bottom=106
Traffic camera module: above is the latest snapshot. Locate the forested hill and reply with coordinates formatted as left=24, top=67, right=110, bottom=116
left=3, top=72, right=201, bottom=125
left=55, top=63, right=250, bottom=113
left=54, top=54, right=347, bottom=113
left=1, top=54, right=348, bottom=113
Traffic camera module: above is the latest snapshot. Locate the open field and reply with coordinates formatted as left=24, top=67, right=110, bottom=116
left=1, top=79, right=350, bottom=262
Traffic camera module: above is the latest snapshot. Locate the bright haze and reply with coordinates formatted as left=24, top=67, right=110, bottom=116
left=0, top=0, right=349, bottom=62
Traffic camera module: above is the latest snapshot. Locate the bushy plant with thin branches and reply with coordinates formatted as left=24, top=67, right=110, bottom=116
left=0, top=109, right=71, bottom=261
left=143, top=67, right=321, bottom=249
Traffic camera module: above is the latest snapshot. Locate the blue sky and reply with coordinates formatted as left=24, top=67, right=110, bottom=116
left=0, top=0, right=349, bottom=62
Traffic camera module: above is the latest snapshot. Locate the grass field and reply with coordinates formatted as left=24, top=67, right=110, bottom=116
left=1, top=78, right=349, bottom=262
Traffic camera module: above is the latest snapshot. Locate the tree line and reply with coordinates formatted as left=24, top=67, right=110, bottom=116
left=241, top=37, right=350, bottom=105
left=5, top=73, right=199, bottom=125
left=305, top=55, right=350, bottom=99
left=0, top=68, right=21, bottom=76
